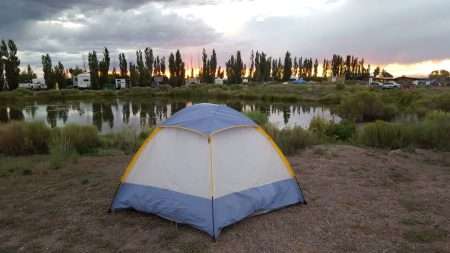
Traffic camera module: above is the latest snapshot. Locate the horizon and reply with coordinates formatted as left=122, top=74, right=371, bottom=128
left=2, top=0, right=450, bottom=77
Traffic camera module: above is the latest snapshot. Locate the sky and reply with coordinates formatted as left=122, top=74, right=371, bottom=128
left=1, top=0, right=449, bottom=77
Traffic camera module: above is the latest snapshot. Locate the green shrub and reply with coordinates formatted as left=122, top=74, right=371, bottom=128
left=433, top=93, right=450, bottom=112
left=309, top=116, right=330, bottom=139
left=327, top=120, right=356, bottom=141
left=48, top=140, right=79, bottom=170
left=356, top=121, right=415, bottom=149
left=339, top=91, right=397, bottom=122
left=336, top=83, right=345, bottom=90
left=101, top=128, right=150, bottom=154
left=415, top=111, right=450, bottom=150
left=51, top=124, right=100, bottom=154
left=0, top=121, right=51, bottom=155
left=264, top=124, right=318, bottom=155
left=245, top=111, right=268, bottom=125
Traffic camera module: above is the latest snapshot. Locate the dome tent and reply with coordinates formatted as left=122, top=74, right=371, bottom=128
left=111, top=103, right=306, bottom=238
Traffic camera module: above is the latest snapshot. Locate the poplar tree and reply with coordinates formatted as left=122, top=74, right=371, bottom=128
left=4, top=40, right=20, bottom=90
left=118, top=53, right=128, bottom=78
left=99, top=47, right=110, bottom=88
left=282, top=51, right=292, bottom=81
left=41, top=53, right=54, bottom=89
left=88, top=50, right=99, bottom=89
left=144, top=48, right=154, bottom=83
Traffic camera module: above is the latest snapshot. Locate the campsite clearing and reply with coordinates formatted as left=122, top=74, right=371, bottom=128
left=0, top=145, right=449, bottom=252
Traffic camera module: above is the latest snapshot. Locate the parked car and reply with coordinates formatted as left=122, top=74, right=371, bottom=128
left=370, top=81, right=383, bottom=88
left=382, top=81, right=401, bottom=89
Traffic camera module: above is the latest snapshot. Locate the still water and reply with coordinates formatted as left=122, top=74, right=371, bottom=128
left=0, top=99, right=341, bottom=133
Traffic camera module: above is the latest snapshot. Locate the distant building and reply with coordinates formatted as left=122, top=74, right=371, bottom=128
left=77, top=73, right=91, bottom=89
left=115, top=78, right=128, bottom=89
left=214, top=78, right=224, bottom=85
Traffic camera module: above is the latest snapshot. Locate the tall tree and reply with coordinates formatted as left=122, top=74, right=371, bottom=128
left=225, top=51, right=243, bottom=84
left=41, top=54, right=54, bottom=89
left=373, top=66, right=381, bottom=77
left=99, top=47, right=110, bottom=88
left=160, top=56, right=166, bottom=76
left=210, top=49, right=217, bottom=83
left=118, top=53, right=128, bottom=78
left=168, top=50, right=185, bottom=87
left=313, top=59, right=319, bottom=78
left=129, top=62, right=138, bottom=87
left=88, top=50, right=99, bottom=89
left=0, top=41, right=8, bottom=91
left=201, top=48, right=208, bottom=83
left=249, top=50, right=255, bottom=80
left=54, top=61, right=66, bottom=89
left=4, top=40, right=20, bottom=90
left=136, top=50, right=146, bottom=86
left=144, top=47, right=154, bottom=82
left=282, top=51, right=292, bottom=81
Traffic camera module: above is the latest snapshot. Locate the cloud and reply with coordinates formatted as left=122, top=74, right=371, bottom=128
left=1, top=1, right=221, bottom=69
left=234, top=0, right=450, bottom=64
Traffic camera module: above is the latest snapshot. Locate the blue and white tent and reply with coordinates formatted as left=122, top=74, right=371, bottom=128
left=111, top=103, right=306, bottom=238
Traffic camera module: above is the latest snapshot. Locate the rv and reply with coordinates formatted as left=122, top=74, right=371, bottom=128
left=77, top=73, right=91, bottom=89
left=31, top=78, right=47, bottom=90
left=115, top=78, right=127, bottom=89
left=214, top=78, right=224, bottom=85
left=18, top=83, right=32, bottom=89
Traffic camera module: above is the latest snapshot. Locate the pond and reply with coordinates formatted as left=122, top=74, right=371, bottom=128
left=0, top=99, right=342, bottom=133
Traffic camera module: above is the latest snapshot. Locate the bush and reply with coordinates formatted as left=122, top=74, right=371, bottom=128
left=51, top=124, right=100, bottom=154
left=356, top=121, right=414, bottom=149
left=101, top=128, right=152, bottom=154
left=264, top=124, right=318, bottom=155
left=309, top=116, right=330, bottom=139
left=336, top=83, right=345, bottom=90
left=245, top=111, right=268, bottom=125
left=415, top=111, right=450, bottom=150
left=339, top=91, right=397, bottom=122
left=433, top=93, right=450, bottom=112
left=327, top=120, right=356, bottom=141
left=0, top=121, right=51, bottom=155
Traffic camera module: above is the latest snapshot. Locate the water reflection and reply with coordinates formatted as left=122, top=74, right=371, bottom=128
left=0, top=99, right=341, bottom=133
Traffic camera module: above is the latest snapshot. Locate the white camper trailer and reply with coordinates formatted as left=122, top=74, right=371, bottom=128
left=214, top=78, right=224, bottom=85
left=77, top=73, right=91, bottom=89
left=115, top=78, right=127, bottom=89
left=31, top=78, right=47, bottom=89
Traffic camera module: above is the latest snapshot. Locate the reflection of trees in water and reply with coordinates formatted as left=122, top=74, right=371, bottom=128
left=46, top=105, right=68, bottom=128
left=102, top=103, right=114, bottom=129
left=46, top=106, right=57, bottom=127
left=24, top=105, right=37, bottom=119
left=92, top=103, right=103, bottom=131
left=131, top=103, right=139, bottom=116
left=122, top=103, right=130, bottom=124
left=0, top=107, right=8, bottom=122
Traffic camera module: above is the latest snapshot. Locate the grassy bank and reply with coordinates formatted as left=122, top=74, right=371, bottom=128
left=0, top=107, right=449, bottom=161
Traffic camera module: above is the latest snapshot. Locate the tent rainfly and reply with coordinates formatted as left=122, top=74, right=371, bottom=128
left=111, top=103, right=306, bottom=238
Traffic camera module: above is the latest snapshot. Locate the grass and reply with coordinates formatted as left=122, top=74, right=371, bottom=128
left=0, top=121, right=51, bottom=155
left=356, top=111, right=450, bottom=151
left=245, top=111, right=268, bottom=125
left=403, top=228, right=448, bottom=243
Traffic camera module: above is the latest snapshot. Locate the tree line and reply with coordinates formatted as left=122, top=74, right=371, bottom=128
left=3, top=39, right=440, bottom=91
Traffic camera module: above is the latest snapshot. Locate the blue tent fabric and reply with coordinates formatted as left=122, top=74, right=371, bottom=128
left=112, top=179, right=304, bottom=238
left=161, top=103, right=256, bottom=134
left=292, top=78, right=306, bottom=84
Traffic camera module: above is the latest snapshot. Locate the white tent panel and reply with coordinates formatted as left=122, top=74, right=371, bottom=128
left=126, top=128, right=210, bottom=199
left=212, top=127, right=292, bottom=198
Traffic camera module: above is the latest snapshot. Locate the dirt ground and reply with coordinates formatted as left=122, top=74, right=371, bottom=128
left=0, top=145, right=449, bottom=253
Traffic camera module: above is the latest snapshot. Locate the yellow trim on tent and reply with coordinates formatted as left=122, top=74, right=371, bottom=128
left=120, top=127, right=161, bottom=182
left=255, top=126, right=297, bottom=177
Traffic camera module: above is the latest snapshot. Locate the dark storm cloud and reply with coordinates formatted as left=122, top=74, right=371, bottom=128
left=0, top=0, right=221, bottom=68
